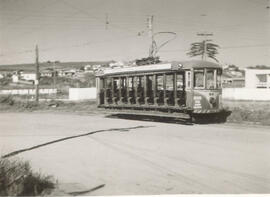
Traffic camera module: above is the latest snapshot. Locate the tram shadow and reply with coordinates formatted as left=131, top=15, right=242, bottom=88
left=105, top=113, right=193, bottom=125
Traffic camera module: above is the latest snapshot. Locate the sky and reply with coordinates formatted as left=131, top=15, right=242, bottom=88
left=0, top=0, right=269, bottom=67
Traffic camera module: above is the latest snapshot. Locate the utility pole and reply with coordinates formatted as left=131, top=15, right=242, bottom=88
left=147, top=15, right=155, bottom=57
left=53, top=61, right=56, bottom=93
left=105, top=13, right=109, bottom=30
left=197, top=32, right=213, bottom=60
left=35, top=45, right=39, bottom=103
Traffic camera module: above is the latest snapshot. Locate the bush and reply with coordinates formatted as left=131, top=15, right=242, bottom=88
left=0, top=158, right=55, bottom=196
left=227, top=107, right=270, bottom=125
left=0, top=95, right=15, bottom=105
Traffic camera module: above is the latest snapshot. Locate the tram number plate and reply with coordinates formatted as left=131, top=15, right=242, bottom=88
left=193, top=96, right=202, bottom=109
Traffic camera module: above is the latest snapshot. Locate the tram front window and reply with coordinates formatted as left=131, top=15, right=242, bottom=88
left=194, top=69, right=204, bottom=88
left=206, top=70, right=215, bottom=89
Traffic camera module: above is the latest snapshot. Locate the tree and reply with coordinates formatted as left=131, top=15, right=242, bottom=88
left=187, top=41, right=220, bottom=62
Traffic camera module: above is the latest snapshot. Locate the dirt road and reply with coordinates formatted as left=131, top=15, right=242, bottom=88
left=0, top=112, right=269, bottom=195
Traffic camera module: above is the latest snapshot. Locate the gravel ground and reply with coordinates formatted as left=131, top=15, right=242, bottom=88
left=0, top=112, right=270, bottom=195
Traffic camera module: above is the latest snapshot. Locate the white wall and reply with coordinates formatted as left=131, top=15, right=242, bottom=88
left=69, top=88, right=96, bottom=101
left=0, top=89, right=57, bottom=95
left=245, top=68, right=270, bottom=88
left=21, top=73, right=36, bottom=81
left=223, top=88, right=270, bottom=101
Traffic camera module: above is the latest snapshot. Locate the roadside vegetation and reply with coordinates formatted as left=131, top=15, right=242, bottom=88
left=226, top=107, right=270, bottom=125
left=0, top=157, right=55, bottom=196
left=0, top=95, right=270, bottom=125
left=0, top=95, right=99, bottom=113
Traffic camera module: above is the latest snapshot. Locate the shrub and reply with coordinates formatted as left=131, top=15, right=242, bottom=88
left=0, top=95, right=15, bottom=105
left=0, top=158, right=55, bottom=196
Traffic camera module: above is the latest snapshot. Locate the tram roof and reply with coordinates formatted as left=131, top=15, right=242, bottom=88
left=96, top=60, right=221, bottom=76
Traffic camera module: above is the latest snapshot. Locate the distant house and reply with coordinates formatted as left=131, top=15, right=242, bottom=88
left=12, top=74, right=19, bottom=83
left=222, top=65, right=245, bottom=88
left=245, top=67, right=270, bottom=88
left=40, top=68, right=58, bottom=77
left=92, top=64, right=101, bottom=71
left=84, top=64, right=92, bottom=71
left=58, top=69, right=76, bottom=77
left=11, top=71, right=35, bottom=84
left=109, top=61, right=124, bottom=68
left=0, top=71, right=10, bottom=79
left=20, top=71, right=36, bottom=81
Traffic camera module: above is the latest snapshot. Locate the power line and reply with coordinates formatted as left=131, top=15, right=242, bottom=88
left=0, top=35, right=139, bottom=58
left=60, top=0, right=138, bottom=35
left=159, top=43, right=270, bottom=53
left=1, top=1, right=58, bottom=30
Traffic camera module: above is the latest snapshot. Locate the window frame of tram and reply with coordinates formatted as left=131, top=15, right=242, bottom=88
left=193, top=68, right=221, bottom=90
left=156, top=74, right=164, bottom=104
left=146, top=75, right=154, bottom=104
left=120, top=77, right=127, bottom=103
left=136, top=76, right=144, bottom=104
left=176, top=73, right=185, bottom=106
left=165, top=74, right=174, bottom=105
left=113, top=77, right=120, bottom=102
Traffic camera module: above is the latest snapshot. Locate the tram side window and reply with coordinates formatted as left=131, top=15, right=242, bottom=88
left=166, top=74, right=173, bottom=91
left=194, top=69, right=204, bottom=88
left=106, top=78, right=112, bottom=89
left=217, top=69, right=222, bottom=88
left=177, top=74, right=184, bottom=90
left=128, top=77, right=133, bottom=91
left=157, top=75, right=164, bottom=91
left=206, top=70, right=215, bottom=89
left=113, top=78, right=120, bottom=93
left=146, top=76, right=153, bottom=92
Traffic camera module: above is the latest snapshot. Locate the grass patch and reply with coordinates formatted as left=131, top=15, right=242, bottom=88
left=1, top=95, right=270, bottom=125
left=227, top=108, right=270, bottom=125
left=0, top=157, right=55, bottom=196
left=0, top=95, right=99, bottom=113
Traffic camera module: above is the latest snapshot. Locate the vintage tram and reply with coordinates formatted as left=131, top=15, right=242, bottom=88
left=96, top=60, right=228, bottom=122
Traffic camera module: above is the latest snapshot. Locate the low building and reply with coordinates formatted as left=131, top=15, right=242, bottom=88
left=245, top=67, right=270, bottom=88
left=21, top=71, right=36, bottom=81
left=222, top=73, right=245, bottom=88
left=40, top=69, right=57, bottom=77
left=12, top=74, right=19, bottom=83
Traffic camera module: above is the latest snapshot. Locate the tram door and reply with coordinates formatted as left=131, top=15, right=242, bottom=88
left=156, top=75, right=164, bottom=105
left=146, top=75, right=154, bottom=104
left=113, top=78, right=120, bottom=103
left=165, top=74, right=174, bottom=105
left=98, top=78, right=105, bottom=105
left=105, top=78, right=112, bottom=104
left=137, top=76, right=144, bottom=104
left=176, top=72, right=186, bottom=106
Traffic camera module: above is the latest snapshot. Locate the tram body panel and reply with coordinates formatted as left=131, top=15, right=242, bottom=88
left=185, top=89, right=222, bottom=113
left=95, top=60, right=228, bottom=120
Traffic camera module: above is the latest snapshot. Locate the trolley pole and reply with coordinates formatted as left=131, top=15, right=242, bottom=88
left=147, top=15, right=154, bottom=57
left=35, top=45, right=40, bottom=103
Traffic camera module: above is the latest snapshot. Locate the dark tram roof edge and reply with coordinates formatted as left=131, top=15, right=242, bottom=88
left=174, top=60, right=221, bottom=69
left=97, top=60, right=221, bottom=77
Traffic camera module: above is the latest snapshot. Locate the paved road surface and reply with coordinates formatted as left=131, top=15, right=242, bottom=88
left=0, top=112, right=270, bottom=195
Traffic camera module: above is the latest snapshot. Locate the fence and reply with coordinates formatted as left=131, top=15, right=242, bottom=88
left=0, top=89, right=57, bottom=95
left=222, top=88, right=270, bottom=101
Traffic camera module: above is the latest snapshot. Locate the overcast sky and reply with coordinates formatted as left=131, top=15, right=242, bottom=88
left=0, top=0, right=269, bottom=67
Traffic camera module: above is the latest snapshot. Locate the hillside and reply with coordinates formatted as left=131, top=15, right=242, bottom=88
left=0, top=61, right=112, bottom=72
